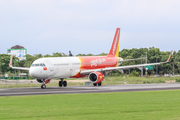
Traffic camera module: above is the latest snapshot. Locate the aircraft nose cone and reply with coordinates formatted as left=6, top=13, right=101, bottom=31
left=29, top=68, right=38, bottom=78
left=29, top=68, right=48, bottom=79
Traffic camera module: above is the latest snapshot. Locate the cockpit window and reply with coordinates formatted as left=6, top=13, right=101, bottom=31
left=35, top=64, right=39, bottom=66
left=31, top=63, right=46, bottom=67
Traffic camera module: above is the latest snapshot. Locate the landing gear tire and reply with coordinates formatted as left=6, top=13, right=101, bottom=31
left=41, top=84, right=46, bottom=89
left=63, top=81, right=67, bottom=87
left=59, top=81, right=62, bottom=87
left=98, top=82, right=102, bottom=86
left=93, top=83, right=97, bottom=86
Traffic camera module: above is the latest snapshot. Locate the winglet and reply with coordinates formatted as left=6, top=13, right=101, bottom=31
left=9, top=55, right=13, bottom=67
left=167, top=50, right=173, bottom=62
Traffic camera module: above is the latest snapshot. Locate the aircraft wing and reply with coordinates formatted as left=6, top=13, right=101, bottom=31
left=9, top=55, right=30, bottom=71
left=80, top=50, right=173, bottom=74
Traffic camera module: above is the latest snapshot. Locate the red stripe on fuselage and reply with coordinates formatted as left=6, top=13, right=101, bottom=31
left=80, top=56, right=118, bottom=69
left=71, top=56, right=118, bottom=78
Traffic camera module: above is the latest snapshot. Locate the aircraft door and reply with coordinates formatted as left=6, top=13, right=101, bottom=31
left=48, top=60, right=53, bottom=71
left=47, top=59, right=55, bottom=77
left=68, top=59, right=73, bottom=71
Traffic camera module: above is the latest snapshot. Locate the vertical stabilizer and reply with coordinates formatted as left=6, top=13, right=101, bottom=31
left=107, top=28, right=120, bottom=57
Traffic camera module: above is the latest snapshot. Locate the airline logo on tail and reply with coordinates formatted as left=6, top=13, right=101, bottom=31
left=112, top=29, right=120, bottom=55
left=108, top=28, right=120, bottom=57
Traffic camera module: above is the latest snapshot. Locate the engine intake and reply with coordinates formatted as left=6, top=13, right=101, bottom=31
left=88, top=72, right=104, bottom=83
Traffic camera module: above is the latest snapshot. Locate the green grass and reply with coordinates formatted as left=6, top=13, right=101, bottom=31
left=1, top=90, right=180, bottom=119
left=0, top=80, right=86, bottom=88
left=102, top=76, right=179, bottom=85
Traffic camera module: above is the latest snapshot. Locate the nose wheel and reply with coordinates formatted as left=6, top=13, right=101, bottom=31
left=59, top=79, right=67, bottom=87
left=41, top=84, right=46, bottom=89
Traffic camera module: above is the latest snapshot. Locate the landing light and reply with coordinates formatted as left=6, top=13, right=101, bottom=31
left=43, top=67, right=47, bottom=70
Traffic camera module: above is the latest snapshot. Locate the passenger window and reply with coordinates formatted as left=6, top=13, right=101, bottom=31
left=40, top=64, right=43, bottom=67
left=31, top=64, right=34, bottom=67
left=43, top=63, right=46, bottom=66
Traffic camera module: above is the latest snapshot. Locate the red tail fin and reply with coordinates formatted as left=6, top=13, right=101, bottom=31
left=107, top=28, right=120, bottom=57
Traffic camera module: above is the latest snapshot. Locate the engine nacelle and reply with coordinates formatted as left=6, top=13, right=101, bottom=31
left=88, top=72, right=104, bottom=83
left=36, top=79, right=51, bottom=84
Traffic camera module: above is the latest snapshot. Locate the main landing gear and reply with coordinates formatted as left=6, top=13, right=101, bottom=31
left=93, top=82, right=102, bottom=86
left=59, top=78, right=67, bottom=87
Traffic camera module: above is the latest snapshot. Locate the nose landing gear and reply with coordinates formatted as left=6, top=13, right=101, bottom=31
left=41, top=84, right=46, bottom=89
left=39, top=79, right=51, bottom=89
left=59, top=78, right=67, bottom=87
left=41, top=79, right=47, bottom=89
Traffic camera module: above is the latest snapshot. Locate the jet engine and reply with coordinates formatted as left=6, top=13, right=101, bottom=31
left=88, top=72, right=104, bottom=83
left=36, top=79, right=51, bottom=84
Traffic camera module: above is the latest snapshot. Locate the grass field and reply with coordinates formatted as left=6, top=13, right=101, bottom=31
left=1, top=90, right=180, bottom=120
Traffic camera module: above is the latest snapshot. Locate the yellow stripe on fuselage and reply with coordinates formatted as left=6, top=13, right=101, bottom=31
left=116, top=57, right=121, bottom=67
left=116, top=35, right=120, bottom=66
left=77, top=57, right=83, bottom=72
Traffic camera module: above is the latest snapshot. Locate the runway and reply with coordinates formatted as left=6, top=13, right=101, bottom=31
left=1, top=83, right=180, bottom=96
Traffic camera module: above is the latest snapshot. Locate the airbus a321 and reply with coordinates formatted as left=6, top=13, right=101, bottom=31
left=9, top=28, right=173, bottom=89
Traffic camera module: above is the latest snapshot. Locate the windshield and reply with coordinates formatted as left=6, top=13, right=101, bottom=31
left=31, top=63, right=46, bottom=67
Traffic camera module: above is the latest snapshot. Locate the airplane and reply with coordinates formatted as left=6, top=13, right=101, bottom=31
left=9, top=28, right=173, bottom=89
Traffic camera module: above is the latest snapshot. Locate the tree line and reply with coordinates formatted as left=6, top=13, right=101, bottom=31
left=0, top=47, right=179, bottom=76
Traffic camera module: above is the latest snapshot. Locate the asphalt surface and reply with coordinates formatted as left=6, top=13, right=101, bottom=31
left=1, top=83, right=180, bottom=96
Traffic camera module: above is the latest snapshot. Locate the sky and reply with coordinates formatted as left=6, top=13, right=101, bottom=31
left=0, top=0, right=180, bottom=56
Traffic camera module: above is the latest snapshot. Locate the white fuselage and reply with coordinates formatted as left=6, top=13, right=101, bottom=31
left=29, top=56, right=121, bottom=80
left=29, top=57, right=82, bottom=79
